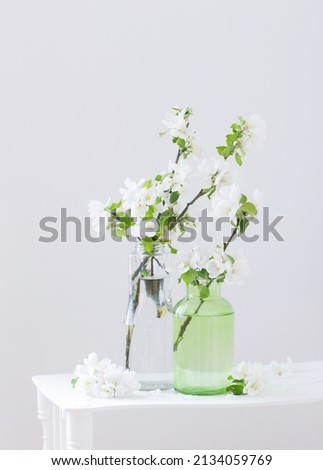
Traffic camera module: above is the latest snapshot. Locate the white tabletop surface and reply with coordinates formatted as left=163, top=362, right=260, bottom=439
left=32, top=361, right=323, bottom=412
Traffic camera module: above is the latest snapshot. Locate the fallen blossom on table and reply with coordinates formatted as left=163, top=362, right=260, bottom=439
left=71, top=353, right=140, bottom=398
left=227, top=357, right=293, bottom=396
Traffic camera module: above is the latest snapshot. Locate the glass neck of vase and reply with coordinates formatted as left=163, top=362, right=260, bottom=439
left=134, top=241, right=167, bottom=257
left=187, top=282, right=221, bottom=298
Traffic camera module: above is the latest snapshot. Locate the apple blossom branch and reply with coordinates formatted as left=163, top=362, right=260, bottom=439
left=88, top=106, right=266, bottom=364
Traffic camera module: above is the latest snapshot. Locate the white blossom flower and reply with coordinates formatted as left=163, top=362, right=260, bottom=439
left=240, top=114, right=266, bottom=152
left=231, top=361, right=250, bottom=380
left=88, top=199, right=111, bottom=235
left=198, top=158, right=232, bottom=189
left=131, top=199, right=148, bottom=218
left=74, top=352, right=111, bottom=377
left=232, top=361, right=264, bottom=380
left=120, top=177, right=145, bottom=200
left=72, top=353, right=140, bottom=398
left=115, top=370, right=140, bottom=397
left=205, top=257, right=223, bottom=278
left=92, top=382, right=115, bottom=398
left=120, top=178, right=160, bottom=219
left=214, top=199, right=239, bottom=220
left=120, top=178, right=145, bottom=213
left=228, top=357, right=293, bottom=397
left=211, top=183, right=241, bottom=221
left=217, top=183, right=241, bottom=203
left=74, top=353, right=112, bottom=395
left=243, top=375, right=266, bottom=396
left=162, top=160, right=192, bottom=194
left=186, top=132, right=202, bottom=158
left=92, top=365, right=140, bottom=398
left=268, top=357, right=293, bottom=377
left=74, top=375, right=98, bottom=394
left=177, top=251, right=193, bottom=274
left=162, top=108, right=189, bottom=138
left=88, top=200, right=109, bottom=219
left=177, top=246, right=208, bottom=274
left=230, top=361, right=267, bottom=396
left=205, top=248, right=229, bottom=278
left=225, top=250, right=250, bottom=286
left=252, top=188, right=263, bottom=211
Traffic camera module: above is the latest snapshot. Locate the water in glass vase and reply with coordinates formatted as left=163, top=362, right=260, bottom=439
left=173, top=283, right=234, bottom=395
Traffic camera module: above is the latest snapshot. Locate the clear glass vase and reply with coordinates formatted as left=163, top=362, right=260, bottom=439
left=124, top=243, right=173, bottom=391
left=173, top=283, right=234, bottom=395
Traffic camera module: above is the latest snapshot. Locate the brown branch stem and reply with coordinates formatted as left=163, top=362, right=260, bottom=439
left=177, top=189, right=205, bottom=221
left=125, top=325, right=134, bottom=369
left=223, top=226, right=238, bottom=252
left=173, top=277, right=213, bottom=351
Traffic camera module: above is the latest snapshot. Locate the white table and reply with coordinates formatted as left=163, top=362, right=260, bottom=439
left=32, top=361, right=323, bottom=450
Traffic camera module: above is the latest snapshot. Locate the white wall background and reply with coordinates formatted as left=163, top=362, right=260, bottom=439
left=0, top=0, right=322, bottom=449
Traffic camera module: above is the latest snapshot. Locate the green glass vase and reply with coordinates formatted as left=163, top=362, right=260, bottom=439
left=173, top=283, right=234, bottom=395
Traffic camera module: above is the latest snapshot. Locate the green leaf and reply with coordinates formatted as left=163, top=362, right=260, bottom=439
left=216, top=273, right=225, bottom=284
left=184, top=106, right=193, bottom=117
left=108, top=200, right=122, bottom=211
left=239, top=116, right=247, bottom=126
left=155, top=174, right=163, bottom=182
left=143, top=179, right=152, bottom=189
left=226, top=384, right=245, bottom=395
left=216, top=145, right=232, bottom=158
left=206, top=186, right=216, bottom=199
left=170, top=191, right=180, bottom=204
left=239, top=217, right=250, bottom=235
left=122, top=216, right=135, bottom=227
left=140, top=270, right=150, bottom=278
left=240, top=202, right=258, bottom=217
left=235, top=152, right=243, bottom=166
left=231, top=379, right=245, bottom=385
left=141, top=240, right=153, bottom=254
left=115, top=227, right=126, bottom=237
left=226, top=133, right=239, bottom=145
left=71, top=377, right=78, bottom=388
left=145, top=206, right=155, bottom=219
left=227, top=146, right=235, bottom=156
left=197, top=268, right=210, bottom=280
left=159, top=131, right=167, bottom=137
left=226, top=375, right=246, bottom=395
left=227, top=254, right=235, bottom=264
left=168, top=244, right=178, bottom=254
left=176, top=138, right=186, bottom=148
left=198, top=284, right=210, bottom=299
left=216, top=145, right=227, bottom=156
left=231, top=123, right=241, bottom=132
left=117, top=221, right=127, bottom=230
left=240, top=194, right=247, bottom=204
left=181, top=269, right=198, bottom=285
left=159, top=209, right=176, bottom=233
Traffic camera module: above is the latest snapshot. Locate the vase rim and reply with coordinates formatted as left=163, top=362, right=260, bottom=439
left=134, top=241, right=169, bottom=255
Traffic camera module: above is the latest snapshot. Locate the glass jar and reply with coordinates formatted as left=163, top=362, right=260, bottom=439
left=124, top=243, right=173, bottom=391
left=173, top=282, right=234, bottom=395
